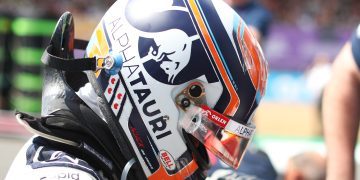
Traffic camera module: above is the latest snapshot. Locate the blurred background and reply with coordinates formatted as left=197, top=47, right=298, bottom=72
left=0, top=0, right=359, bottom=179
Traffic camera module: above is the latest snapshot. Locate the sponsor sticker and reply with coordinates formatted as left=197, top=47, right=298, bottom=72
left=200, top=105, right=255, bottom=139
left=201, top=105, right=230, bottom=128
left=159, top=150, right=176, bottom=171
left=225, top=120, right=255, bottom=139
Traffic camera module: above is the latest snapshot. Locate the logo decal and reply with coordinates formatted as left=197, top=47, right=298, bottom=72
left=159, top=150, right=176, bottom=171
left=201, top=105, right=229, bottom=128
left=141, top=29, right=199, bottom=83
left=125, top=0, right=218, bottom=85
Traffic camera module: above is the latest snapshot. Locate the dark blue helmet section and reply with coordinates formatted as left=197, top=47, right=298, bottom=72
left=185, top=0, right=257, bottom=123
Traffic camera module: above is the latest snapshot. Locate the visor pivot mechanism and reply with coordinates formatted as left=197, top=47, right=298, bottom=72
left=181, top=98, right=191, bottom=108
left=176, top=82, right=207, bottom=111
left=97, top=52, right=123, bottom=75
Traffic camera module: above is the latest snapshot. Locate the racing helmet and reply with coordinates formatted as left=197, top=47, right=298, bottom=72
left=85, top=0, right=268, bottom=178
left=36, top=0, right=268, bottom=179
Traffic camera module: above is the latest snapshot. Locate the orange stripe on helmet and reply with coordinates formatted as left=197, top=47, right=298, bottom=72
left=148, top=159, right=198, bottom=180
left=237, top=24, right=264, bottom=93
left=187, top=0, right=239, bottom=116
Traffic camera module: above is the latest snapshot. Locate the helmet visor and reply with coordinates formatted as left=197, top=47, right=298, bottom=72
left=179, top=104, right=255, bottom=169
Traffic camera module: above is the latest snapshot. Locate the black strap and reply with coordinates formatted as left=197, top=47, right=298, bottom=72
left=41, top=39, right=97, bottom=72
left=74, top=39, right=89, bottom=50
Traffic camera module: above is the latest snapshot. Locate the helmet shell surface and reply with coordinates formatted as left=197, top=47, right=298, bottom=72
left=85, top=0, right=268, bottom=178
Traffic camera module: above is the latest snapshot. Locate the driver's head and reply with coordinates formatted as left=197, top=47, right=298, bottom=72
left=45, top=0, right=268, bottom=179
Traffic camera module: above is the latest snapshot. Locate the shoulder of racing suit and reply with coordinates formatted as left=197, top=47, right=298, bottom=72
left=5, top=136, right=108, bottom=180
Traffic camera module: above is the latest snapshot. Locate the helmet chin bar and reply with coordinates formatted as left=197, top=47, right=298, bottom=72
left=176, top=81, right=255, bottom=169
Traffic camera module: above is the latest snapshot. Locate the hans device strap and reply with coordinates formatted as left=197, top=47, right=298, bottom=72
left=41, top=39, right=123, bottom=75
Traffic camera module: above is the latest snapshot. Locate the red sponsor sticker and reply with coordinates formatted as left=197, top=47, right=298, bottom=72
left=159, top=150, right=176, bottom=171
left=130, top=127, right=144, bottom=148
left=201, top=105, right=230, bottom=128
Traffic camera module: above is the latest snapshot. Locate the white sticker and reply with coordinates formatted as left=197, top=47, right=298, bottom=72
left=225, top=120, right=255, bottom=139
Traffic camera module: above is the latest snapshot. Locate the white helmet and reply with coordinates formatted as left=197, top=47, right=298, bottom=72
left=22, top=0, right=268, bottom=179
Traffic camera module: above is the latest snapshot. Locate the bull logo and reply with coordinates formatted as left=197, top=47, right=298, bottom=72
left=141, top=29, right=199, bottom=83
left=125, top=0, right=217, bottom=85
